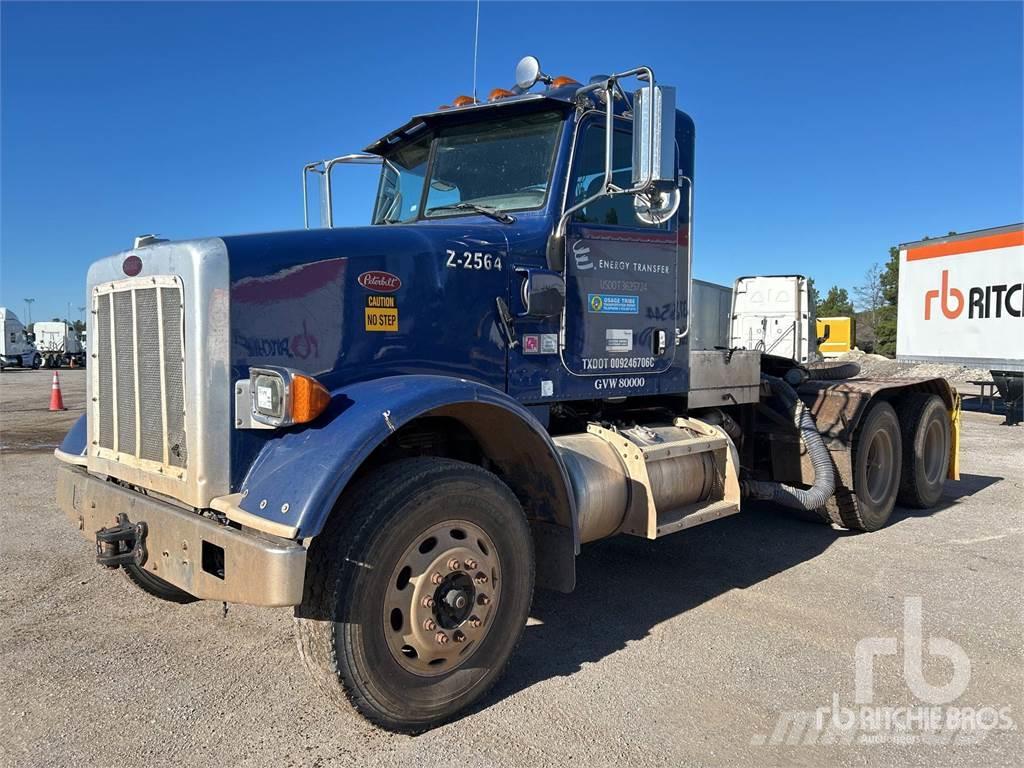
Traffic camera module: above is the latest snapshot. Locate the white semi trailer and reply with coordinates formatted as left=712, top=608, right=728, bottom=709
left=897, top=222, right=1024, bottom=424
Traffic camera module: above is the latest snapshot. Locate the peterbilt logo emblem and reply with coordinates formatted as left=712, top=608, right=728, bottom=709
left=357, top=271, right=402, bottom=292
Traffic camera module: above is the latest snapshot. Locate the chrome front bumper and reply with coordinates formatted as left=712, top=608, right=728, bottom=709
left=56, top=465, right=306, bottom=606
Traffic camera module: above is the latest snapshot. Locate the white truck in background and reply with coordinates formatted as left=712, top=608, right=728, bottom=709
left=34, top=321, right=86, bottom=368
left=729, top=275, right=816, bottom=364
left=897, top=223, right=1023, bottom=425
left=0, top=308, right=41, bottom=370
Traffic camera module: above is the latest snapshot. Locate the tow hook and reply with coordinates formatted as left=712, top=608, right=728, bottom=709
left=95, top=513, right=148, bottom=569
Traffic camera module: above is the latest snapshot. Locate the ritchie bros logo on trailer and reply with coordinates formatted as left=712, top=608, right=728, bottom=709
left=923, top=269, right=1023, bottom=320
left=897, top=224, right=1024, bottom=366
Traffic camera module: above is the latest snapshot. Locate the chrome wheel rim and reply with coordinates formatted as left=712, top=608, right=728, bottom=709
left=383, top=520, right=500, bottom=677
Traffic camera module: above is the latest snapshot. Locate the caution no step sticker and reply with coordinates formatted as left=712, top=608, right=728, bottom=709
left=365, top=294, right=399, bottom=332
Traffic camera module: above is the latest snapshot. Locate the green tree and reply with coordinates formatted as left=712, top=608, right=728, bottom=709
left=816, top=285, right=854, bottom=317
left=874, top=246, right=900, bottom=356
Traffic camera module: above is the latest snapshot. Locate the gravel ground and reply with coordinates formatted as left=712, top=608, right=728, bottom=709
left=834, top=350, right=992, bottom=384
left=1, top=368, right=1022, bottom=767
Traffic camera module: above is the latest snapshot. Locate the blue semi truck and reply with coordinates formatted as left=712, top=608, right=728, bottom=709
left=55, top=57, right=960, bottom=732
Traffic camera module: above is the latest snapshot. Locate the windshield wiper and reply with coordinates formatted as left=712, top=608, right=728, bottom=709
left=426, top=202, right=516, bottom=224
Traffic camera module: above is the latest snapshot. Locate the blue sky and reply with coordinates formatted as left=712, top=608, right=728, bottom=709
left=2, top=1, right=1022, bottom=324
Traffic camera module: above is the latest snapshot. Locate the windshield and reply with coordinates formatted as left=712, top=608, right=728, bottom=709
left=372, top=110, right=563, bottom=224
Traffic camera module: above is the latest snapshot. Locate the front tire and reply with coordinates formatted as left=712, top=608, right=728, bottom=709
left=122, top=564, right=198, bottom=604
left=295, top=458, right=534, bottom=733
left=825, top=401, right=902, bottom=531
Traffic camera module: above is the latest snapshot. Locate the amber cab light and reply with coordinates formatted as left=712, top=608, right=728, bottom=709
left=452, top=95, right=477, bottom=107
left=291, top=374, right=331, bottom=424
left=550, top=75, right=580, bottom=88
left=488, top=87, right=515, bottom=102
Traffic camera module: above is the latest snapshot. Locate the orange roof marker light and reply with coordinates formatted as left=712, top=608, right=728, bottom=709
left=452, top=95, right=477, bottom=107
left=488, top=87, right=516, bottom=102
left=550, top=75, right=580, bottom=88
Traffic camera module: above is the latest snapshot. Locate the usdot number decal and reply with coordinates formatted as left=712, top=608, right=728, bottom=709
left=446, top=250, right=503, bottom=271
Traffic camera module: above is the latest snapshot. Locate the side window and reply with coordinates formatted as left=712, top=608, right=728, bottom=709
left=570, top=122, right=666, bottom=229
left=373, top=135, right=431, bottom=224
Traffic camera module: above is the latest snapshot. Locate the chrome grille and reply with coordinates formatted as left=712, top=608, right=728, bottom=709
left=93, top=277, right=186, bottom=470
left=96, top=294, right=114, bottom=448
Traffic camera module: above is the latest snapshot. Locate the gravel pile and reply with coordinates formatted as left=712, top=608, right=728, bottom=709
left=833, top=349, right=992, bottom=384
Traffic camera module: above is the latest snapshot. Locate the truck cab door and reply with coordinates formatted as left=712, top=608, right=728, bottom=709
left=560, top=118, right=682, bottom=379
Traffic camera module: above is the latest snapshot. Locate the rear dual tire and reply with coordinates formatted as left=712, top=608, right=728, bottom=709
left=826, top=401, right=902, bottom=531
left=896, top=394, right=950, bottom=509
left=825, top=394, right=950, bottom=531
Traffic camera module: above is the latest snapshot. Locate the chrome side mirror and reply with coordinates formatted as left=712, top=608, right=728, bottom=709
left=632, top=85, right=677, bottom=190
left=517, top=268, right=565, bottom=318
left=633, top=188, right=681, bottom=226
left=515, top=55, right=550, bottom=91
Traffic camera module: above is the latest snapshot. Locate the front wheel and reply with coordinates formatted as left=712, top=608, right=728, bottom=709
left=122, top=563, right=198, bottom=604
left=295, top=458, right=534, bottom=733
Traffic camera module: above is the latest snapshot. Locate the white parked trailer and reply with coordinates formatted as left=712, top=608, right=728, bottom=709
left=897, top=222, right=1023, bottom=424
left=690, top=279, right=732, bottom=351
left=897, top=223, right=1023, bottom=371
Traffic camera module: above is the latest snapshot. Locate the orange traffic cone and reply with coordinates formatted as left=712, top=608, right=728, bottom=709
left=49, top=371, right=66, bottom=411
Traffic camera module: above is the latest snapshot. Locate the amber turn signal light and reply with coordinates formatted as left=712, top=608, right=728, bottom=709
left=550, top=75, right=580, bottom=88
left=290, top=374, right=331, bottom=424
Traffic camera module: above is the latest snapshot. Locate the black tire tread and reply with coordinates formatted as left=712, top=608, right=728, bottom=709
left=897, top=393, right=948, bottom=509
left=294, top=457, right=533, bottom=734
left=122, top=564, right=198, bottom=604
left=823, top=400, right=901, bottom=532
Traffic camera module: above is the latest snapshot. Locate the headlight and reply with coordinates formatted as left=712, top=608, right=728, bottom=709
left=248, top=366, right=330, bottom=428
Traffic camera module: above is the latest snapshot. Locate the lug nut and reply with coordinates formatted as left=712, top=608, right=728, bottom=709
left=478, top=594, right=491, bottom=606
left=423, top=618, right=436, bottom=631
left=453, top=630, right=466, bottom=643
left=435, top=632, right=449, bottom=645
left=468, top=615, right=481, bottom=628
left=474, top=574, right=488, bottom=585
left=421, top=596, right=435, bottom=609
left=464, top=558, right=478, bottom=570
left=447, top=558, right=461, bottom=571
left=430, top=572, right=443, bottom=585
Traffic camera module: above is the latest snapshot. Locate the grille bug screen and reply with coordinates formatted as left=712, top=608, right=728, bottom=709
left=93, top=277, right=186, bottom=471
